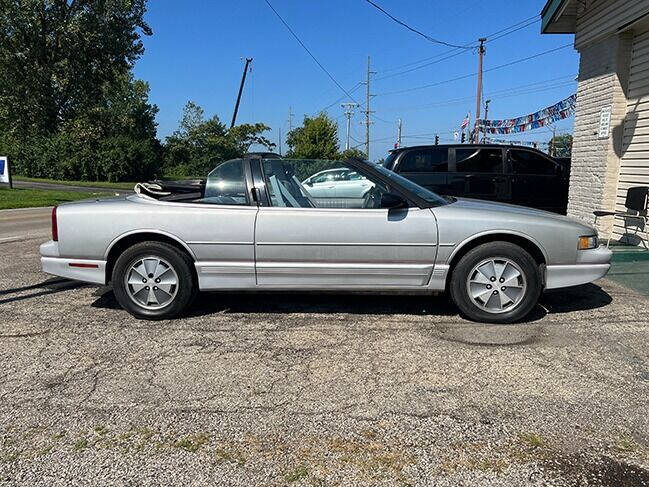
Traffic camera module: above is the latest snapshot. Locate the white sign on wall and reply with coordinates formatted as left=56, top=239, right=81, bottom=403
left=0, top=157, right=9, bottom=185
left=598, top=105, right=612, bottom=139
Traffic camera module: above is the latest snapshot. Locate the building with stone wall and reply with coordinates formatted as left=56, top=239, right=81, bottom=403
left=542, top=0, right=649, bottom=243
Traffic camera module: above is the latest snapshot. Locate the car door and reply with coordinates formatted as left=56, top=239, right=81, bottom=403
left=507, top=148, right=568, bottom=213
left=166, top=158, right=258, bottom=289
left=447, top=147, right=509, bottom=203
left=252, top=159, right=438, bottom=289
left=393, top=147, right=449, bottom=194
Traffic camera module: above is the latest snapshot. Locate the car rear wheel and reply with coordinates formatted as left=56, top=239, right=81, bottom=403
left=112, top=241, right=196, bottom=320
left=449, top=242, right=542, bottom=324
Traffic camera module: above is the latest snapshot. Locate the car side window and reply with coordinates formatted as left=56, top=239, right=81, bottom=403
left=510, top=149, right=558, bottom=175
left=262, top=159, right=393, bottom=209
left=456, top=148, right=503, bottom=173
left=398, top=149, right=448, bottom=173
left=201, top=160, right=249, bottom=205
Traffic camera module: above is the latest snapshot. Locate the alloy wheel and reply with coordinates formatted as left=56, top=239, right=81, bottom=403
left=465, top=258, right=527, bottom=314
left=124, top=256, right=179, bottom=310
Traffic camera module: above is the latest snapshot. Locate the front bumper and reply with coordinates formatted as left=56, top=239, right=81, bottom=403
left=545, top=245, right=612, bottom=290
left=40, top=240, right=107, bottom=285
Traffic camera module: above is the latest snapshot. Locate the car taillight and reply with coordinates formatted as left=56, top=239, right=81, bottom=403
left=51, top=206, right=58, bottom=241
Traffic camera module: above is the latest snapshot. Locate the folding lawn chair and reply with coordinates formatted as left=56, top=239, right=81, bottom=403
left=593, top=186, right=649, bottom=248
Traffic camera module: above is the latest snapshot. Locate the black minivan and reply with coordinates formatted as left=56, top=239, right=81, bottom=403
left=382, top=144, right=569, bottom=214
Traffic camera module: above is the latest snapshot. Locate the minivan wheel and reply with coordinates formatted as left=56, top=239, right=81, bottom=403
left=449, top=242, right=542, bottom=324
left=112, top=241, right=196, bottom=320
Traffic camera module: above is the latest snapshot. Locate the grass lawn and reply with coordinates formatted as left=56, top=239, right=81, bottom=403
left=0, top=187, right=114, bottom=210
left=14, top=176, right=136, bottom=190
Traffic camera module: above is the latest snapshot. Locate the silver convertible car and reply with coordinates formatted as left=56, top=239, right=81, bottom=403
left=40, top=156, right=612, bottom=323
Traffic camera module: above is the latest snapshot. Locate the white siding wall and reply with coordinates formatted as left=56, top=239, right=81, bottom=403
left=575, top=0, right=649, bottom=49
left=616, top=28, right=649, bottom=240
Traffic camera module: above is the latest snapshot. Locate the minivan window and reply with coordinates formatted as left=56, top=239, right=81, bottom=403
left=399, top=148, right=449, bottom=173
left=456, top=148, right=503, bottom=173
left=510, top=149, right=558, bottom=175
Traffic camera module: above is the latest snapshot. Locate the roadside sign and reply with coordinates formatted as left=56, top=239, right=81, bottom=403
left=598, top=106, right=612, bottom=139
left=0, top=156, right=12, bottom=188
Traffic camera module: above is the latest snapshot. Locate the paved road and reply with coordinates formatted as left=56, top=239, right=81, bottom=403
left=0, top=207, right=51, bottom=243
left=13, top=179, right=130, bottom=194
left=1, top=227, right=648, bottom=485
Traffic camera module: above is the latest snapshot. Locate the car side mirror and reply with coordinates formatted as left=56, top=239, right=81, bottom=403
left=305, top=180, right=313, bottom=186
left=381, top=192, right=408, bottom=209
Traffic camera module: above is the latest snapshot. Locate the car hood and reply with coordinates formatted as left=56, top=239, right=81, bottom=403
left=447, top=197, right=595, bottom=231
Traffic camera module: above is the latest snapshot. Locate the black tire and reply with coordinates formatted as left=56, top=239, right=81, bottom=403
left=449, top=241, right=542, bottom=324
left=112, top=241, right=196, bottom=320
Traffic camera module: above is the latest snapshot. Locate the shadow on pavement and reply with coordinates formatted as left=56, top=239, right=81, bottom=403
left=93, top=290, right=460, bottom=317
left=540, top=283, right=613, bottom=313
left=0, top=277, right=85, bottom=305
left=93, top=283, right=611, bottom=320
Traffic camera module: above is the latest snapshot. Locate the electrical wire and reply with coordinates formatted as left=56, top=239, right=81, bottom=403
left=379, top=75, right=577, bottom=112
left=375, top=14, right=540, bottom=77
left=375, top=50, right=469, bottom=81
left=376, top=43, right=573, bottom=96
left=315, top=82, right=363, bottom=115
left=364, top=0, right=476, bottom=50
left=263, top=0, right=360, bottom=104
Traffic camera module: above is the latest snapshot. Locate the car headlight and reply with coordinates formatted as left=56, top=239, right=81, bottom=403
left=578, top=235, right=598, bottom=250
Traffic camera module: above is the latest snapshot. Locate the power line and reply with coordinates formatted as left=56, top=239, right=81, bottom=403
left=364, top=0, right=476, bottom=50
left=376, top=43, right=573, bottom=96
left=379, top=79, right=576, bottom=112
left=487, top=19, right=539, bottom=43
left=375, top=14, right=540, bottom=77
left=315, top=83, right=363, bottom=115
left=375, top=50, right=468, bottom=81
left=485, top=15, right=539, bottom=42
left=263, top=0, right=360, bottom=104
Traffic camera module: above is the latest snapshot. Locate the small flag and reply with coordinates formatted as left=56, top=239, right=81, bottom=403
left=460, top=113, right=470, bottom=129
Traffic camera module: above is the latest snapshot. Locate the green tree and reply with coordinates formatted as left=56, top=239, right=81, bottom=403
left=549, top=134, right=573, bottom=158
left=0, top=0, right=152, bottom=136
left=339, top=148, right=367, bottom=160
left=286, top=113, right=340, bottom=159
left=163, top=101, right=275, bottom=177
left=0, top=0, right=160, bottom=182
left=6, top=73, right=161, bottom=181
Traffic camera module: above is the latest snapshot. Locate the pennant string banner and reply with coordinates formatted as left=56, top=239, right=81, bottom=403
left=477, top=94, right=576, bottom=135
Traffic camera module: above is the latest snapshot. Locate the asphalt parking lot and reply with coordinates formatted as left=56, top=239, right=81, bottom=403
left=2, top=231, right=649, bottom=485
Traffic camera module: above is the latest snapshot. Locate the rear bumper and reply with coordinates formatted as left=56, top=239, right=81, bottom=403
left=545, top=245, right=612, bottom=290
left=40, top=240, right=107, bottom=285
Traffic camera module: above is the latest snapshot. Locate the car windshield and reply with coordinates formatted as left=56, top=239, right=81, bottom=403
left=369, top=162, right=449, bottom=206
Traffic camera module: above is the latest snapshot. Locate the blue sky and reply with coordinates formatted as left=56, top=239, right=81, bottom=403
left=133, top=0, right=578, bottom=160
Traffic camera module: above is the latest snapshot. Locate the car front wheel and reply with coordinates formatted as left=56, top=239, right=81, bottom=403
left=449, top=242, right=542, bottom=324
left=112, top=241, right=196, bottom=320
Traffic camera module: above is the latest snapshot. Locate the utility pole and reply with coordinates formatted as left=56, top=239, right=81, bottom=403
left=362, top=56, right=376, bottom=159
left=397, top=118, right=402, bottom=148
left=474, top=38, right=486, bottom=143
left=341, top=103, right=359, bottom=151
left=287, top=106, right=294, bottom=132
left=231, top=57, right=253, bottom=129
left=278, top=127, right=282, bottom=156
left=482, top=99, right=491, bottom=144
